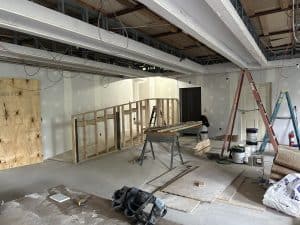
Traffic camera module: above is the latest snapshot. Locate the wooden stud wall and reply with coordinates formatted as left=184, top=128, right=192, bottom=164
left=72, top=98, right=179, bottom=163
left=0, top=78, right=43, bottom=170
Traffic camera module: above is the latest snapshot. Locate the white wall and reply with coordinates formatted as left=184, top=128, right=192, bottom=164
left=196, top=67, right=300, bottom=145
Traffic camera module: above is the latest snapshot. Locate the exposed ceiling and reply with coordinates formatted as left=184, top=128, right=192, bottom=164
left=240, top=0, right=298, bottom=57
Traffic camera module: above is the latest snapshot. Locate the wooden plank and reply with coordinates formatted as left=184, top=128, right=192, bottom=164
left=94, top=111, right=98, bottom=155
left=156, top=122, right=201, bottom=133
left=166, top=99, right=170, bottom=125
left=72, top=116, right=77, bottom=163
left=161, top=99, right=165, bottom=125
left=82, top=114, right=87, bottom=159
left=171, top=99, right=175, bottom=125
left=104, top=109, right=108, bottom=152
left=155, top=191, right=200, bottom=213
left=194, top=139, right=210, bottom=152
left=162, top=164, right=244, bottom=202
left=140, top=101, right=144, bottom=141
left=148, top=165, right=192, bottom=187
left=145, top=99, right=150, bottom=128
left=176, top=99, right=180, bottom=123
left=129, top=102, right=133, bottom=145
left=113, top=107, right=117, bottom=149
left=136, top=102, right=139, bottom=140
left=121, top=105, right=125, bottom=147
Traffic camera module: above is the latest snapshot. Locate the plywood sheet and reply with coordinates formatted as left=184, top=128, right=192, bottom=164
left=155, top=191, right=200, bottom=213
left=162, top=163, right=244, bottom=202
left=0, top=78, right=42, bottom=170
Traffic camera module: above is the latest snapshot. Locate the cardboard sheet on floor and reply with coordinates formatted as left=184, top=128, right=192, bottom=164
left=162, top=163, right=244, bottom=202
left=155, top=191, right=200, bottom=213
left=218, top=176, right=266, bottom=211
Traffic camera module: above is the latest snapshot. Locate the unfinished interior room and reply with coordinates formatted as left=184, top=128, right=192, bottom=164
left=2, top=0, right=300, bottom=224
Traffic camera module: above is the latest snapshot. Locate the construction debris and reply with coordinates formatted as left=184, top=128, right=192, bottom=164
left=194, top=139, right=211, bottom=156
left=263, top=173, right=300, bottom=217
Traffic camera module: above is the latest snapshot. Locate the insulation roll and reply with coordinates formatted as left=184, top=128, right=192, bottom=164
left=270, top=172, right=284, bottom=181
left=275, top=146, right=300, bottom=171
left=271, top=163, right=298, bottom=176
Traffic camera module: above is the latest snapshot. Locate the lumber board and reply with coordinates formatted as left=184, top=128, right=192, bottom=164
left=162, top=163, right=244, bottom=202
left=157, top=122, right=202, bottom=133
left=140, top=101, right=144, bottom=142
left=94, top=111, right=98, bottom=155
left=148, top=165, right=193, bottom=187
left=194, top=139, right=210, bottom=152
left=275, top=145, right=300, bottom=171
left=217, top=173, right=245, bottom=202
left=155, top=191, right=200, bottom=213
left=104, top=109, right=108, bottom=152
left=129, top=103, right=133, bottom=144
left=121, top=105, right=125, bottom=147
left=171, top=100, right=175, bottom=125
left=0, top=78, right=42, bottom=170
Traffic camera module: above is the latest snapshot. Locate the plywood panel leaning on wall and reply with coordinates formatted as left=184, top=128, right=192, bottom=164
left=0, top=78, right=43, bottom=170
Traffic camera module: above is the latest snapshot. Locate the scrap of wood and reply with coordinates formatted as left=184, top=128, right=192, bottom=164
left=194, top=139, right=210, bottom=152
left=193, top=181, right=205, bottom=187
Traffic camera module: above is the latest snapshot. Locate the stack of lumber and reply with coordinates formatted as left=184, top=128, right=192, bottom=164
left=270, top=145, right=300, bottom=181
left=194, top=139, right=211, bottom=156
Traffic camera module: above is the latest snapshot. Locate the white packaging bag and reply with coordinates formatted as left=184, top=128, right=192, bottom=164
left=263, top=173, right=300, bottom=217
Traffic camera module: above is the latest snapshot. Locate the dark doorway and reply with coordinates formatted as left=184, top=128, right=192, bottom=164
left=180, top=87, right=201, bottom=122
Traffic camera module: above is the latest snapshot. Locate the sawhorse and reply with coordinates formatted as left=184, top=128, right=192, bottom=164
left=138, top=132, right=184, bottom=169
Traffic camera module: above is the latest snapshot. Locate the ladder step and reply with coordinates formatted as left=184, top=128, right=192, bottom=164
left=276, top=116, right=291, bottom=119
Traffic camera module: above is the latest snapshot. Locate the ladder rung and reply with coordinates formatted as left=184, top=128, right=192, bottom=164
left=276, top=117, right=291, bottom=119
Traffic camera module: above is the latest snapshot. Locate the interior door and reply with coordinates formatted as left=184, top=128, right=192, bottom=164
left=180, top=87, right=201, bottom=122
left=239, top=82, right=272, bottom=141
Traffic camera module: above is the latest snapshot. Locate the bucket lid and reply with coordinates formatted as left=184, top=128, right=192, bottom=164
left=230, top=146, right=245, bottom=153
left=246, top=128, right=258, bottom=133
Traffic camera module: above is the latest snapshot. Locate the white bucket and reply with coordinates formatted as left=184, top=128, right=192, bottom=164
left=232, top=151, right=246, bottom=164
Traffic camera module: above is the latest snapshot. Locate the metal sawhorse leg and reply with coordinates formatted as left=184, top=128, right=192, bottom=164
left=139, top=133, right=184, bottom=169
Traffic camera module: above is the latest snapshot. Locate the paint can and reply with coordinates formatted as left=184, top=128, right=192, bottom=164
left=246, top=128, right=258, bottom=153
left=231, top=146, right=246, bottom=164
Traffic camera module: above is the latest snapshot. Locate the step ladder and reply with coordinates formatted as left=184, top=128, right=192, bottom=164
left=221, top=70, right=279, bottom=157
left=259, top=91, right=300, bottom=152
left=149, top=106, right=166, bottom=127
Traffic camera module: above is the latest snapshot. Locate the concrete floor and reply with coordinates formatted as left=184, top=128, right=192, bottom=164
left=0, top=139, right=299, bottom=225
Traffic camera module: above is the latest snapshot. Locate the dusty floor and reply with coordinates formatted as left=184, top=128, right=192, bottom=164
left=0, top=138, right=299, bottom=225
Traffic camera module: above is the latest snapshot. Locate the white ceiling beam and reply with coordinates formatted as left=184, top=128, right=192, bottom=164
left=137, top=0, right=262, bottom=68
left=203, top=0, right=268, bottom=66
left=203, top=58, right=300, bottom=74
left=0, top=0, right=206, bottom=75
left=0, top=42, right=162, bottom=78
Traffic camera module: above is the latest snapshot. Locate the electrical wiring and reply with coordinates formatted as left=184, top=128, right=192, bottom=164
left=23, top=64, right=41, bottom=77
left=293, top=0, right=300, bottom=43
left=106, top=0, right=129, bottom=48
